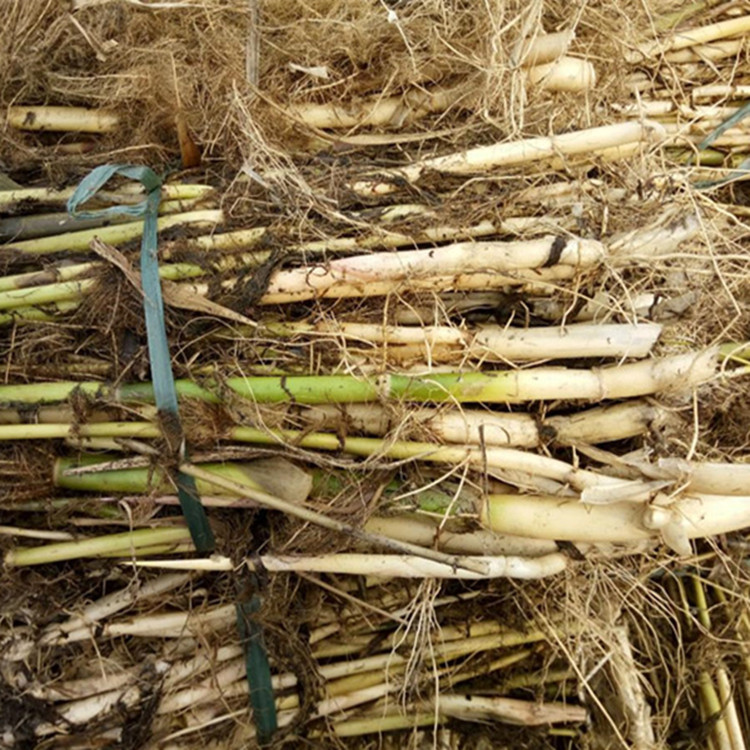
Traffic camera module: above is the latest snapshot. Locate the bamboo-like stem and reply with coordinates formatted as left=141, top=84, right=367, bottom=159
left=653, top=458, right=750, bottom=496
left=0, top=348, right=719, bottom=407
left=513, top=30, right=575, bottom=67
left=7, top=105, right=119, bottom=133
left=630, top=15, right=750, bottom=60
left=22, top=616, right=542, bottom=711
left=158, top=643, right=532, bottom=724
left=0, top=261, right=102, bottom=292
left=290, top=57, right=593, bottom=131
left=0, top=255, right=216, bottom=296
left=0, top=300, right=78, bottom=325
left=300, top=619, right=546, bottom=677
left=166, top=225, right=267, bottom=253
left=2, top=209, right=223, bottom=255
left=9, top=488, right=555, bottom=557
left=549, top=400, right=671, bottom=445
left=394, top=290, right=668, bottom=326
left=0, top=525, right=73, bottom=540
left=134, top=551, right=568, bottom=579
left=714, top=585, right=750, bottom=743
left=599, top=452, right=750, bottom=496
left=323, top=614, right=569, bottom=654
left=639, top=102, right=746, bottom=122
left=4, top=526, right=191, bottom=566
left=437, top=693, right=587, bottom=725
left=664, top=38, right=744, bottom=63
left=482, top=492, right=750, bottom=545
left=330, top=711, right=437, bottom=737
left=49, top=686, right=143, bottom=728
left=699, top=671, right=733, bottom=750
left=0, top=422, right=158, bottom=440
left=299, top=399, right=664, bottom=448
left=330, top=694, right=585, bottom=737
left=499, top=667, right=575, bottom=691
left=363, top=515, right=559, bottom=557
left=609, top=209, right=700, bottom=260
left=86, top=602, right=559, bottom=648
left=161, top=644, right=244, bottom=691
left=104, top=603, right=237, bottom=638
left=20, top=412, right=638, bottom=505
left=0, top=212, right=126, bottom=243
left=526, top=57, right=596, bottom=92
left=693, top=84, right=750, bottom=102
left=351, top=121, right=663, bottom=196
left=691, top=576, right=744, bottom=750
left=289, top=214, right=572, bottom=253
left=0, top=277, right=97, bottom=310
left=716, top=667, right=746, bottom=750
left=31, top=671, right=138, bottom=702
left=289, top=56, right=594, bottom=131
left=660, top=120, right=750, bottom=143
left=258, top=236, right=603, bottom=304
left=546, top=141, right=642, bottom=171
left=0, top=235, right=601, bottom=311
left=52, top=456, right=308, bottom=502
left=89, top=541, right=200, bottom=558
left=6, top=494, right=241, bottom=513
left=264, top=321, right=662, bottom=361
left=668, top=148, right=727, bottom=166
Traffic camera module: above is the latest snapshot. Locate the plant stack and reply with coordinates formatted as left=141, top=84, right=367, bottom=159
left=1, top=1, right=750, bottom=748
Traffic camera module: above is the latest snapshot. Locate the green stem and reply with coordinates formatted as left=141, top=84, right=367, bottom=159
left=0, top=262, right=98, bottom=293
left=0, top=263, right=221, bottom=318
left=54, top=456, right=268, bottom=495
left=719, top=342, right=750, bottom=365
left=5, top=526, right=191, bottom=566
left=0, top=301, right=80, bottom=326
left=0, top=278, right=96, bottom=311
left=666, top=148, right=728, bottom=167
left=2, top=210, right=222, bottom=255
left=0, top=350, right=721, bottom=407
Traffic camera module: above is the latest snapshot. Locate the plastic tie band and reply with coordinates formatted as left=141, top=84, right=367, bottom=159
left=68, top=166, right=277, bottom=742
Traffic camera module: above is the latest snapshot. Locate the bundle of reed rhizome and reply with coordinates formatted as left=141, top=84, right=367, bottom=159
left=2, top=1, right=750, bottom=748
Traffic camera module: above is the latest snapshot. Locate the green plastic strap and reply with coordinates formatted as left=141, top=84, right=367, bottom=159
left=236, top=589, right=278, bottom=744
left=68, top=166, right=277, bottom=741
left=67, top=165, right=214, bottom=553
left=692, top=101, right=750, bottom=190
